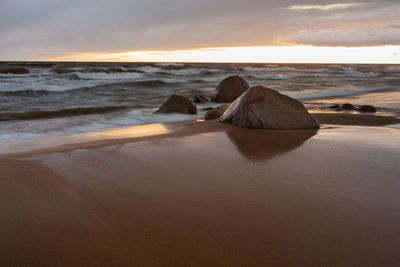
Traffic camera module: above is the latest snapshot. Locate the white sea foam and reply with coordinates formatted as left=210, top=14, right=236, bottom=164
left=155, top=63, right=185, bottom=67
left=135, top=66, right=163, bottom=73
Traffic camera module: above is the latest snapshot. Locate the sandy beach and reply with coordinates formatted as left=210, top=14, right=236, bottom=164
left=2, top=0, right=400, bottom=265
left=0, top=113, right=399, bottom=266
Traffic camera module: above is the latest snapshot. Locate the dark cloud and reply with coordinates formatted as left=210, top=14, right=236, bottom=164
left=0, top=0, right=399, bottom=60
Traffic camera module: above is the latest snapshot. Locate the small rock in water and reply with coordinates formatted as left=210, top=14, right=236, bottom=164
left=193, top=94, right=210, bottom=104
left=212, top=75, right=249, bottom=103
left=205, top=104, right=230, bottom=121
left=220, top=85, right=319, bottom=130
left=357, top=105, right=377, bottom=113
left=156, top=95, right=197, bottom=114
left=329, top=104, right=340, bottom=109
left=341, top=103, right=356, bottom=110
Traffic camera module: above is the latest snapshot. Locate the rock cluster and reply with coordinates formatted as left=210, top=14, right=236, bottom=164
left=329, top=103, right=377, bottom=113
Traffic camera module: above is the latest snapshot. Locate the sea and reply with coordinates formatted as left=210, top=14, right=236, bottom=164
left=1, top=62, right=399, bottom=143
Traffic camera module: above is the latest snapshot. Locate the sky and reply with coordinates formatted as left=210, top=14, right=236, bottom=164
left=1, top=0, right=400, bottom=63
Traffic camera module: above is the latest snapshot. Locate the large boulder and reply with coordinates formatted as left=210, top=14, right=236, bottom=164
left=156, top=95, right=197, bottom=114
left=212, top=75, right=249, bottom=103
left=205, top=104, right=230, bottom=121
left=220, top=86, right=319, bottom=130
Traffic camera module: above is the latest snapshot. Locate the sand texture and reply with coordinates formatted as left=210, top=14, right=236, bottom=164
left=0, top=114, right=399, bottom=266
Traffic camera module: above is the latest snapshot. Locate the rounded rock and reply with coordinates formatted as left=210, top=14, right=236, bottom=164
left=220, top=86, right=319, bottom=130
left=212, top=75, right=249, bottom=103
left=156, top=95, right=197, bottom=114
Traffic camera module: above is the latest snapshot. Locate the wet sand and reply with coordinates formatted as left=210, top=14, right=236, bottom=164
left=0, top=114, right=400, bottom=266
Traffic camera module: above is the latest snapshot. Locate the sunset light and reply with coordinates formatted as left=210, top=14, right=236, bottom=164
left=47, top=45, right=400, bottom=64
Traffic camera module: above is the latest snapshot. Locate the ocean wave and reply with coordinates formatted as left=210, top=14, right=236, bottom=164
left=0, top=106, right=127, bottom=121
left=165, top=68, right=220, bottom=76
left=0, top=78, right=184, bottom=96
left=124, top=79, right=184, bottom=87
left=189, top=77, right=221, bottom=83
left=73, top=72, right=143, bottom=80
left=0, top=89, right=55, bottom=96
left=0, top=67, right=30, bottom=75
left=247, top=74, right=293, bottom=80
left=155, top=63, right=186, bottom=70
left=285, top=85, right=394, bottom=100
left=340, top=72, right=380, bottom=78
left=51, top=67, right=75, bottom=74
left=243, top=67, right=297, bottom=72
left=52, top=66, right=143, bottom=75
left=0, top=78, right=101, bottom=93
left=143, top=67, right=220, bottom=76
left=384, top=66, right=400, bottom=72
left=135, top=66, right=163, bottom=73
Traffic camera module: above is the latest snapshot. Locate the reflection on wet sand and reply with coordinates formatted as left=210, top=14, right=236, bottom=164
left=227, top=128, right=317, bottom=161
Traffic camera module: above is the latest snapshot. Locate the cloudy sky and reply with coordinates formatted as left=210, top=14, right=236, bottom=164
left=1, top=0, right=399, bottom=61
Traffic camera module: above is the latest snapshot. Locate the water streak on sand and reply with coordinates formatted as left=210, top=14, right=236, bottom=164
left=0, top=122, right=399, bottom=266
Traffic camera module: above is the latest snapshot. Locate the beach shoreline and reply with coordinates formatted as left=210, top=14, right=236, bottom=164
left=1, top=113, right=399, bottom=266
left=1, top=112, right=399, bottom=158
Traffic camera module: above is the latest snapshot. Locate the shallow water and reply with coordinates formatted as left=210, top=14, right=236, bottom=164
left=0, top=62, right=399, bottom=141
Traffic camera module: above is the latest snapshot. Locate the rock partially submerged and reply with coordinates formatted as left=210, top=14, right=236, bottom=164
left=330, top=103, right=377, bottom=113
left=357, top=105, right=377, bottom=113
left=212, top=75, right=249, bottom=103
left=329, top=104, right=340, bottom=109
left=205, top=104, right=230, bottom=121
left=341, top=103, right=356, bottom=110
left=193, top=94, right=211, bottom=104
left=220, top=86, right=319, bottom=130
left=156, top=95, right=197, bottom=114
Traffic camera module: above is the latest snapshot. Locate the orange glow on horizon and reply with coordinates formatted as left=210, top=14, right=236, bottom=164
left=44, top=45, right=400, bottom=64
